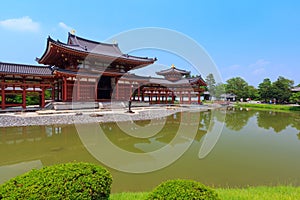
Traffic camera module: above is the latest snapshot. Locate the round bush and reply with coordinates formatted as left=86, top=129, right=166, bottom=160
left=0, top=162, right=112, bottom=199
left=147, top=179, right=220, bottom=200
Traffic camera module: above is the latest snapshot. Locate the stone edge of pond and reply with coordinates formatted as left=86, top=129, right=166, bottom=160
left=0, top=105, right=216, bottom=128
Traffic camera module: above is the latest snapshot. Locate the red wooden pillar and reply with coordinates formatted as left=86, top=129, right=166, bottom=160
left=77, top=77, right=80, bottom=101
left=22, top=77, right=26, bottom=109
left=137, top=84, right=140, bottom=101
left=41, top=88, right=45, bottom=108
left=179, top=91, right=182, bottom=104
left=197, top=92, right=201, bottom=104
left=95, top=78, right=99, bottom=101
left=22, top=86, right=26, bottom=109
left=63, top=77, right=67, bottom=101
left=141, top=90, right=144, bottom=101
left=130, top=82, right=133, bottom=101
left=172, top=92, right=176, bottom=104
left=51, top=83, right=55, bottom=101
left=188, top=91, right=191, bottom=104
left=115, top=77, right=119, bottom=100
left=1, top=78, right=5, bottom=109
left=165, top=91, right=169, bottom=104
left=158, top=90, right=161, bottom=104
left=150, top=91, right=152, bottom=103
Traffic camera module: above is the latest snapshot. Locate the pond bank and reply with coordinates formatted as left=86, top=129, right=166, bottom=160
left=0, top=105, right=214, bottom=128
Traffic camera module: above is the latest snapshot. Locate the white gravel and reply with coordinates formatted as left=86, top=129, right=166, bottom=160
left=0, top=107, right=200, bottom=127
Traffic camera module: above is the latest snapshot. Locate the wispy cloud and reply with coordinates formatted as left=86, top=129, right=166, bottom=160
left=59, top=22, right=73, bottom=32
left=0, top=16, right=39, bottom=32
left=249, top=59, right=270, bottom=68
left=252, top=68, right=266, bottom=75
left=249, top=59, right=270, bottom=76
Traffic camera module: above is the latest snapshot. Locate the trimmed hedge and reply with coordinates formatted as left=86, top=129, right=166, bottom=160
left=0, top=162, right=112, bottom=200
left=147, top=179, right=220, bottom=200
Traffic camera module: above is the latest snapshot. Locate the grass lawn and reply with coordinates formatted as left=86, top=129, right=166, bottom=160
left=235, top=102, right=300, bottom=111
left=110, top=186, right=300, bottom=200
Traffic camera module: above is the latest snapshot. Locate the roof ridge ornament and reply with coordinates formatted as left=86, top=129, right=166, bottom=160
left=171, top=64, right=175, bottom=69
left=112, top=40, right=118, bottom=45
left=70, top=29, right=76, bottom=35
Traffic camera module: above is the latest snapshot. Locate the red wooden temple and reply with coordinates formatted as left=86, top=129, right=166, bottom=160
left=0, top=33, right=206, bottom=110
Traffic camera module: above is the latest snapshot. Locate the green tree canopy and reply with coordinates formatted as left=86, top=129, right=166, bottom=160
left=289, top=92, right=300, bottom=104
left=272, top=76, right=294, bottom=103
left=225, top=77, right=249, bottom=100
left=258, top=78, right=273, bottom=102
left=246, top=85, right=259, bottom=100
left=215, top=83, right=226, bottom=100
left=205, top=73, right=216, bottom=99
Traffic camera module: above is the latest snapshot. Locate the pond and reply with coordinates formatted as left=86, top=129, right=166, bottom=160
left=0, top=108, right=300, bottom=192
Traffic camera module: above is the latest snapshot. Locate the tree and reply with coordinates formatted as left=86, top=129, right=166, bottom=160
left=246, top=85, right=259, bottom=100
left=290, top=92, right=300, bottom=104
left=225, top=77, right=249, bottom=100
left=272, top=76, right=294, bottom=103
left=214, top=83, right=226, bottom=100
left=205, top=73, right=216, bottom=100
left=258, top=78, right=273, bottom=102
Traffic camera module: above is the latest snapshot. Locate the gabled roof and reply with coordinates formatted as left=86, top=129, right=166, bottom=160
left=0, top=62, right=53, bottom=76
left=188, top=76, right=207, bottom=86
left=67, top=33, right=123, bottom=57
left=156, top=65, right=190, bottom=76
left=37, top=33, right=156, bottom=70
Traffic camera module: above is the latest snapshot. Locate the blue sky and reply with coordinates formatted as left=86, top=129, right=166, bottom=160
left=0, top=0, right=299, bottom=86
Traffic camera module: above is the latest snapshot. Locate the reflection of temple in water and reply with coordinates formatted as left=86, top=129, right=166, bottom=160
left=0, top=111, right=211, bottom=165
left=101, top=111, right=211, bottom=153
left=0, top=125, right=99, bottom=167
left=0, top=111, right=214, bottom=185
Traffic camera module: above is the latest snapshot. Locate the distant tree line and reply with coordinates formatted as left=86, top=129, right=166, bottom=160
left=205, top=73, right=300, bottom=104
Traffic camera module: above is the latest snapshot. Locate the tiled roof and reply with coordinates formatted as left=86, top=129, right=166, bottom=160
left=121, top=73, right=150, bottom=80
left=156, top=66, right=190, bottom=76
left=67, top=33, right=123, bottom=57
left=291, top=87, right=300, bottom=92
left=0, top=62, right=53, bottom=76
left=38, top=33, right=156, bottom=64
left=149, top=78, right=190, bottom=85
left=188, top=76, right=207, bottom=85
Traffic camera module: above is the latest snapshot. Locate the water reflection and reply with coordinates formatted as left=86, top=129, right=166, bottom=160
left=0, top=109, right=300, bottom=191
left=225, top=108, right=256, bottom=131
left=225, top=108, right=300, bottom=134
left=0, top=124, right=100, bottom=183
left=100, top=112, right=210, bottom=153
left=257, top=111, right=296, bottom=133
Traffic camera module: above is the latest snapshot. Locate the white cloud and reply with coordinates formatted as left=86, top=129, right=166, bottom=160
left=249, top=59, right=270, bottom=68
left=252, top=68, right=266, bottom=75
left=59, top=22, right=73, bottom=32
left=0, top=16, right=39, bottom=32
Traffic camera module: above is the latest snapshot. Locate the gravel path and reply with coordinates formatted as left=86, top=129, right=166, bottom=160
left=0, top=107, right=190, bottom=128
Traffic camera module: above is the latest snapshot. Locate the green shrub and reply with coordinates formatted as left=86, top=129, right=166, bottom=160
left=0, top=162, right=112, bottom=200
left=147, top=179, right=220, bottom=200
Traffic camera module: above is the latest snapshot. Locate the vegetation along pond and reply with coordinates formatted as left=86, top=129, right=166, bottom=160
left=0, top=109, right=299, bottom=193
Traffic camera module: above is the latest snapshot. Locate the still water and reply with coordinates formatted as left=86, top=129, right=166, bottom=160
left=0, top=109, right=299, bottom=192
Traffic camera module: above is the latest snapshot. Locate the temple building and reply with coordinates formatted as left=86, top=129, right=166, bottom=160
left=0, top=33, right=206, bottom=110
